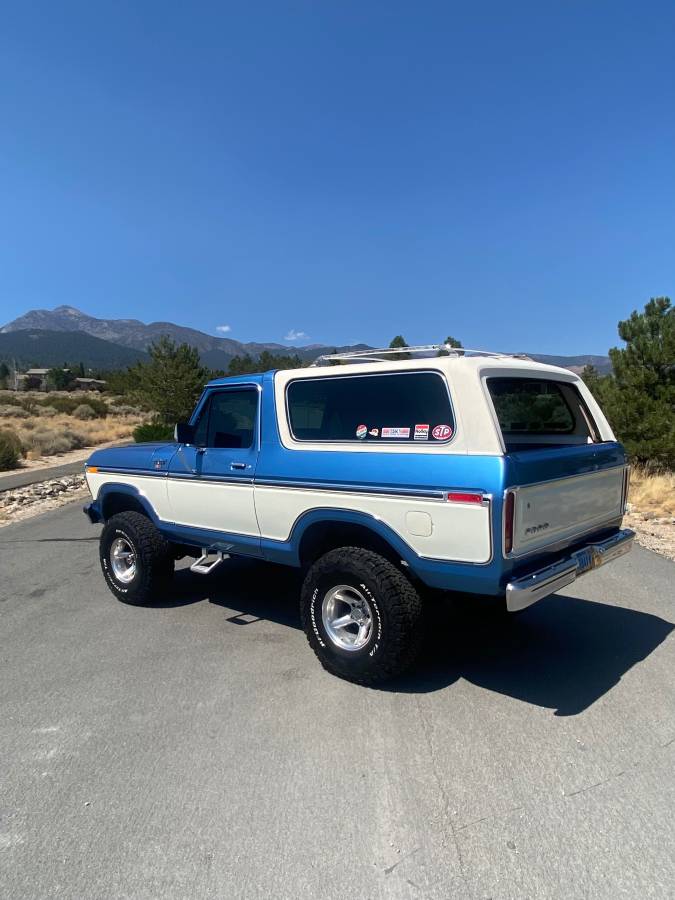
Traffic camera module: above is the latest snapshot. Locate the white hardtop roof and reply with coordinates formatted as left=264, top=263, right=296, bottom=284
left=283, top=353, right=577, bottom=381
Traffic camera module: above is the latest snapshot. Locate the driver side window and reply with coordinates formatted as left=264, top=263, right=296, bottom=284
left=192, top=390, right=257, bottom=449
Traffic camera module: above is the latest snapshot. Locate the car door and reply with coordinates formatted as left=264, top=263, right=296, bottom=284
left=167, top=386, right=260, bottom=540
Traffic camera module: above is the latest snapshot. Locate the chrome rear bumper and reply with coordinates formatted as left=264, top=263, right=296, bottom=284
left=505, top=528, right=635, bottom=612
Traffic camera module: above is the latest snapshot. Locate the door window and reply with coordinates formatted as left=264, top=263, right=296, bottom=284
left=192, top=390, right=258, bottom=449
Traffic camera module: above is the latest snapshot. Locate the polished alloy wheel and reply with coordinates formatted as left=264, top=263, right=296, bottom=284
left=321, top=584, right=373, bottom=651
left=110, top=537, right=137, bottom=584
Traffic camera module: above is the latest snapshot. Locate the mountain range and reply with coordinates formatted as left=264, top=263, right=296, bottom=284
left=0, top=305, right=612, bottom=374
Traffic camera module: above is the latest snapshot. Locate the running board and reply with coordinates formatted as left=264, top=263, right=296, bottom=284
left=190, top=549, right=230, bottom=575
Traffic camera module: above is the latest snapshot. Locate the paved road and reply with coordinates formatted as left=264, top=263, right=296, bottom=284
left=1, top=503, right=673, bottom=899
left=0, top=460, right=87, bottom=492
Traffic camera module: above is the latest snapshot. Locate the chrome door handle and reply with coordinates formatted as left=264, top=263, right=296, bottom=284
left=230, top=462, right=247, bottom=470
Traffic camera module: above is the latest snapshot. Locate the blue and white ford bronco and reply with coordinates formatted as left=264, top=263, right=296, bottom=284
left=84, top=345, right=634, bottom=684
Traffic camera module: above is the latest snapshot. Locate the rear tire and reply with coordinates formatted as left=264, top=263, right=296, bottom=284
left=300, top=547, right=424, bottom=685
left=99, top=511, right=174, bottom=606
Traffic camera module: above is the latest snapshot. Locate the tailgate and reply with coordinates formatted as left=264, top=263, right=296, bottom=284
left=510, top=464, right=627, bottom=556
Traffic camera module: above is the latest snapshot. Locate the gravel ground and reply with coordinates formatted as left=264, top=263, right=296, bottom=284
left=0, top=475, right=88, bottom=527
left=624, top=512, right=675, bottom=562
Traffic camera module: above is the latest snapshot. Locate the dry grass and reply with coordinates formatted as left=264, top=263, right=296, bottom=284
left=629, top=467, right=675, bottom=518
left=21, top=415, right=139, bottom=459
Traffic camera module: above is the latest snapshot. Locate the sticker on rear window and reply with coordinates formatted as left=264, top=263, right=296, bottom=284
left=432, top=424, right=453, bottom=440
left=369, top=428, right=379, bottom=437
left=382, top=427, right=411, bottom=439
left=355, top=424, right=367, bottom=440
left=414, top=424, right=429, bottom=441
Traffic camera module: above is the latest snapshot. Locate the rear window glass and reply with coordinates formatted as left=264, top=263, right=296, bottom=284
left=287, top=372, right=455, bottom=443
left=487, top=378, right=576, bottom=434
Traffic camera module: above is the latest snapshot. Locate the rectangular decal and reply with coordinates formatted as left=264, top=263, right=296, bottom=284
left=414, top=424, right=429, bottom=441
left=381, top=426, right=411, bottom=439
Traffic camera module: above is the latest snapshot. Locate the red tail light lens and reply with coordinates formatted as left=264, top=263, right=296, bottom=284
left=446, top=492, right=484, bottom=504
left=504, top=490, right=515, bottom=554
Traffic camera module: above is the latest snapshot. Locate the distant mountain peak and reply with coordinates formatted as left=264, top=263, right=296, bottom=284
left=0, top=305, right=611, bottom=374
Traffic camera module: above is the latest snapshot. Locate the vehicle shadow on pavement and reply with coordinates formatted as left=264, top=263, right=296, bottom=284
left=388, top=593, right=674, bottom=716
left=157, top=559, right=673, bottom=716
left=154, top=559, right=304, bottom=629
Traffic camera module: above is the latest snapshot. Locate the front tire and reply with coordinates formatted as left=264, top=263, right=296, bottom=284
left=300, top=547, right=424, bottom=685
left=99, top=511, right=173, bottom=606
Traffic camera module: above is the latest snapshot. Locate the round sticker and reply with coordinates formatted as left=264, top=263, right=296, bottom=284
left=356, top=424, right=368, bottom=440
left=432, top=424, right=453, bottom=440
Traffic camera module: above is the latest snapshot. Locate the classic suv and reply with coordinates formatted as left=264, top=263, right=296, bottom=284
left=84, top=346, right=634, bottom=684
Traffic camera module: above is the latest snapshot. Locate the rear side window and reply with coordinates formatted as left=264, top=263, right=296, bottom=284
left=488, top=379, right=574, bottom=433
left=487, top=377, right=599, bottom=449
left=287, top=372, right=455, bottom=443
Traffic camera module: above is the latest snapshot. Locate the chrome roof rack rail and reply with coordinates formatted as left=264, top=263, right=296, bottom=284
left=310, top=345, right=532, bottom=367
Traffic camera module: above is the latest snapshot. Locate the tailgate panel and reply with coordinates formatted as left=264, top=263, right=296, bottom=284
left=512, top=466, right=625, bottom=555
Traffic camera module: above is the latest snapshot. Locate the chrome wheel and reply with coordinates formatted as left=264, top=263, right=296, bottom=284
left=322, top=584, right=373, bottom=651
left=110, top=537, right=137, bottom=584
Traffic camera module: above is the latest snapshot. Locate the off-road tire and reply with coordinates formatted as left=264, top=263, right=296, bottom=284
left=99, top=511, right=174, bottom=606
left=300, top=547, right=424, bottom=685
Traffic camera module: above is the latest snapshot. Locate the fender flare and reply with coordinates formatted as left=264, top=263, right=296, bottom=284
left=262, top=506, right=421, bottom=570
left=94, top=482, right=162, bottom=526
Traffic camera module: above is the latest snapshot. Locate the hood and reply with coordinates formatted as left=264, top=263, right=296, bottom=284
left=86, top=441, right=178, bottom=473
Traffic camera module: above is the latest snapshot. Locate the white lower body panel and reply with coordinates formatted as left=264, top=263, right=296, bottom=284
left=254, top=485, right=492, bottom=563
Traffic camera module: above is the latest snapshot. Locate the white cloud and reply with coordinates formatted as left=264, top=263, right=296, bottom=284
left=216, top=324, right=231, bottom=333
left=284, top=329, right=309, bottom=341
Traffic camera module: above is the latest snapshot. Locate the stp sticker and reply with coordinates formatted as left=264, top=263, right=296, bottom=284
left=355, top=424, right=368, bottom=440
left=381, top=426, right=411, bottom=439
left=369, top=428, right=379, bottom=437
left=432, top=424, right=453, bottom=440
left=414, top=424, right=429, bottom=441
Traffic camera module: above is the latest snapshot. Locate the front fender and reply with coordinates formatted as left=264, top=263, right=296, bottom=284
left=86, top=482, right=162, bottom=526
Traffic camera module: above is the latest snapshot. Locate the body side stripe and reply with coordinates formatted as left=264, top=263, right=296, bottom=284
left=93, top=469, right=489, bottom=500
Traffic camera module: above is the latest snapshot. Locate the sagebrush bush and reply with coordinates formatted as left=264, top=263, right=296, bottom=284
left=0, top=393, right=24, bottom=408
left=37, top=395, right=108, bottom=418
left=109, top=403, right=142, bottom=416
left=0, top=404, right=29, bottom=418
left=133, top=421, right=175, bottom=443
left=0, top=428, right=23, bottom=470
left=25, top=425, right=87, bottom=456
left=73, top=403, right=97, bottom=420
left=39, top=405, right=58, bottom=417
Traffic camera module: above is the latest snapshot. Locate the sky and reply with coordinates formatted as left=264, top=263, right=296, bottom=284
left=0, top=1, right=673, bottom=355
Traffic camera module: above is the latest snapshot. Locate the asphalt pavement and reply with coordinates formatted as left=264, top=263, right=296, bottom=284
left=1, top=502, right=673, bottom=899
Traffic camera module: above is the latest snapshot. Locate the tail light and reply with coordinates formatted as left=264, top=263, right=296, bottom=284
left=621, top=466, right=630, bottom=513
left=446, top=491, right=485, bottom=504
left=504, top=490, right=515, bottom=554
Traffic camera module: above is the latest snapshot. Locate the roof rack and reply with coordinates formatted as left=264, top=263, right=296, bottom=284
left=310, top=344, right=532, bottom=367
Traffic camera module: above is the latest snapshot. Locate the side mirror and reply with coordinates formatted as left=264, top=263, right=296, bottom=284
left=174, top=422, right=195, bottom=444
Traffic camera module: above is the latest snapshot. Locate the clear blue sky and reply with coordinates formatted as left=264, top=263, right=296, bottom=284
left=1, top=1, right=673, bottom=354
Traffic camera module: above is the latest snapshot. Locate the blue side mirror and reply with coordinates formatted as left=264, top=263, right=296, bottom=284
left=174, top=422, right=195, bottom=444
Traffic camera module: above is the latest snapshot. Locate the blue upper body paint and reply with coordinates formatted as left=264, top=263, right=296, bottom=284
left=85, top=369, right=626, bottom=594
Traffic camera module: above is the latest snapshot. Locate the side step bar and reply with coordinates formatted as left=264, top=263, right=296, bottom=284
left=190, top=549, right=230, bottom=575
